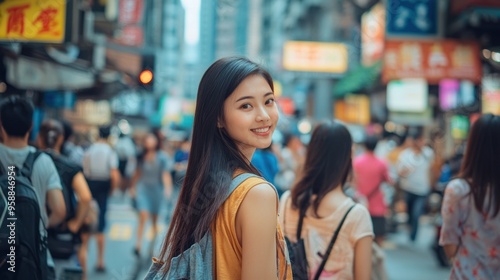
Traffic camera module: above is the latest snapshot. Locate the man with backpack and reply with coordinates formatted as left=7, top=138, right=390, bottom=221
left=0, top=95, right=66, bottom=279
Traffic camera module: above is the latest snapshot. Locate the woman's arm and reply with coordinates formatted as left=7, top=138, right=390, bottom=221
left=237, top=183, right=278, bottom=280
left=67, top=172, right=92, bottom=233
left=162, top=171, right=173, bottom=199
left=354, top=236, right=373, bottom=280
left=443, top=244, right=458, bottom=260
left=129, top=168, right=141, bottom=198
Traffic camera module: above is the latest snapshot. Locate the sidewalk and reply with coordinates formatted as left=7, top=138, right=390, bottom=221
left=383, top=216, right=451, bottom=280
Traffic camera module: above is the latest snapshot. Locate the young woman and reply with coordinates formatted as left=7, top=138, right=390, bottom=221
left=279, top=122, right=373, bottom=280
left=153, top=57, right=291, bottom=279
left=130, top=132, right=173, bottom=257
left=38, top=119, right=93, bottom=280
left=439, top=113, right=500, bottom=279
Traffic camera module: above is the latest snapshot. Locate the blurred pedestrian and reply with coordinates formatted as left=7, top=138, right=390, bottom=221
left=38, top=119, right=93, bottom=280
left=148, top=57, right=291, bottom=279
left=353, top=135, right=393, bottom=245
left=275, top=133, right=304, bottom=192
left=61, top=120, right=85, bottom=167
left=82, top=126, right=121, bottom=272
left=130, top=132, right=173, bottom=257
left=280, top=121, right=373, bottom=280
left=251, top=144, right=280, bottom=189
left=440, top=114, right=500, bottom=279
left=396, top=128, right=434, bottom=242
left=0, top=96, right=66, bottom=279
left=115, top=132, right=137, bottom=198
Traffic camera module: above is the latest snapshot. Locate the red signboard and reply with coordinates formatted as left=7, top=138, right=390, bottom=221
left=451, top=0, right=500, bottom=15
left=118, top=0, right=143, bottom=25
left=382, top=40, right=482, bottom=84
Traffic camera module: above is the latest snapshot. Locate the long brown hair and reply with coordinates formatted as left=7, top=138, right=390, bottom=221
left=157, top=57, right=273, bottom=271
left=291, top=121, right=353, bottom=217
left=459, top=113, right=500, bottom=217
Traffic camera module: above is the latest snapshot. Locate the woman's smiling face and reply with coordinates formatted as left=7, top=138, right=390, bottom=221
left=221, top=74, right=279, bottom=160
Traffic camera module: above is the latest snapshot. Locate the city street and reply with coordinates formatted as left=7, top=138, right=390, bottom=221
left=75, top=195, right=453, bottom=280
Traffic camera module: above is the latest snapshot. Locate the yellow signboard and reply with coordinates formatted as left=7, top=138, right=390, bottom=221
left=0, top=0, right=66, bottom=43
left=283, top=41, right=348, bottom=73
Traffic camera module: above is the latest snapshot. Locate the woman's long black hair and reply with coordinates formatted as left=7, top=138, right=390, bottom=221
left=157, top=57, right=274, bottom=270
left=459, top=113, right=500, bottom=217
left=291, top=121, right=353, bottom=217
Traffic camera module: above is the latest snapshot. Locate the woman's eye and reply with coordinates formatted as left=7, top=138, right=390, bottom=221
left=266, top=98, right=275, bottom=105
left=240, top=104, right=252, bottom=109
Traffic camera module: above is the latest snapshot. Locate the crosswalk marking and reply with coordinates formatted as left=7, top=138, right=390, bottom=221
left=146, top=224, right=166, bottom=241
left=107, top=222, right=167, bottom=241
left=108, top=223, right=132, bottom=240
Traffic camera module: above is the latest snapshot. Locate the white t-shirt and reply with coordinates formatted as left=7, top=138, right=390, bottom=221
left=0, top=144, right=62, bottom=230
left=397, top=146, right=435, bottom=196
left=0, top=144, right=62, bottom=267
left=279, top=191, right=373, bottom=279
left=83, top=142, right=118, bottom=180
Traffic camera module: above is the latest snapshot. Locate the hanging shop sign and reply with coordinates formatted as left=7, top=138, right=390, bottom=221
left=386, top=0, right=439, bottom=38
left=115, top=0, right=144, bottom=47
left=0, top=0, right=72, bottom=43
left=451, top=0, right=500, bottom=15
left=334, top=94, right=370, bottom=125
left=387, top=79, right=428, bottom=113
left=283, top=41, right=348, bottom=73
left=383, top=40, right=482, bottom=84
left=361, top=3, right=385, bottom=66
left=482, top=75, right=500, bottom=115
left=451, top=115, right=470, bottom=140
left=439, top=79, right=476, bottom=111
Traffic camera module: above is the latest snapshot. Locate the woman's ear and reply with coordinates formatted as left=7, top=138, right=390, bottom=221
left=217, top=118, right=224, bottom=128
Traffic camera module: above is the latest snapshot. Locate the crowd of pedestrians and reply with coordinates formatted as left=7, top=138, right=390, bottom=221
left=0, top=57, right=499, bottom=280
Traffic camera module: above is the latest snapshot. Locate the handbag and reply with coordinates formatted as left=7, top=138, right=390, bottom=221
left=284, top=204, right=309, bottom=280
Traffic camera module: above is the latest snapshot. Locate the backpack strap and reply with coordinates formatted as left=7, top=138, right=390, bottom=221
left=19, top=150, right=44, bottom=180
left=313, top=203, right=357, bottom=280
left=224, top=173, right=262, bottom=201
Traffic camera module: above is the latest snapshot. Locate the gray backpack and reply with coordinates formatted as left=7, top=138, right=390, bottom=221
left=144, top=173, right=262, bottom=280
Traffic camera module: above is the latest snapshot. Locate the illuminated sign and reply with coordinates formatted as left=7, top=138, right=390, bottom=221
left=283, top=41, right=348, bottom=73
left=0, top=0, right=67, bottom=43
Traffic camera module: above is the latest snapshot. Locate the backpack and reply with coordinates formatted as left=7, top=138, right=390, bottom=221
left=144, top=173, right=259, bottom=280
left=283, top=195, right=355, bottom=280
left=0, top=151, right=49, bottom=280
left=45, top=152, right=79, bottom=259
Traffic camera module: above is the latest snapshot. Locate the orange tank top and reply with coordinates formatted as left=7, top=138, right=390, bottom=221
left=211, top=174, right=292, bottom=279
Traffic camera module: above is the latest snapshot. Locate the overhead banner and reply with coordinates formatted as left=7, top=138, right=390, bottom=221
left=387, top=79, right=428, bottom=113
left=383, top=40, right=482, bottom=84
left=386, top=0, right=439, bottom=38
left=283, top=41, right=348, bottom=73
left=0, top=0, right=67, bottom=43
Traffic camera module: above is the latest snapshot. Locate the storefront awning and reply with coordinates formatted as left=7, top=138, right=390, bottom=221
left=4, top=56, right=95, bottom=90
left=333, top=60, right=382, bottom=97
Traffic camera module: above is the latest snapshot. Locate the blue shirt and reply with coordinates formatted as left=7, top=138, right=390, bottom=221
left=251, top=149, right=279, bottom=185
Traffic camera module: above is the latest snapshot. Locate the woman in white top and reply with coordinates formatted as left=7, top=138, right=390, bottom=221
left=279, top=121, right=373, bottom=280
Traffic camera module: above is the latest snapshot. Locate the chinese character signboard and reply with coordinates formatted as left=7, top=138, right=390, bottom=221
left=115, top=0, right=144, bottom=47
left=362, top=3, right=385, bottom=66
left=283, top=41, right=348, bottom=73
left=0, top=0, right=68, bottom=43
left=382, top=40, right=482, bottom=84
left=386, top=0, right=439, bottom=37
